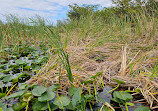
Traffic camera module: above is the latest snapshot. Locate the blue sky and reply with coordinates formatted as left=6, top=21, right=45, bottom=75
left=0, top=0, right=113, bottom=24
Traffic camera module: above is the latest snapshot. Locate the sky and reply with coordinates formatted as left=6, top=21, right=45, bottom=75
left=0, top=0, right=113, bottom=24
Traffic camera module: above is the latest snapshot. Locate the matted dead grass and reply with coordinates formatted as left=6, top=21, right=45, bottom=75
left=28, top=41, right=158, bottom=109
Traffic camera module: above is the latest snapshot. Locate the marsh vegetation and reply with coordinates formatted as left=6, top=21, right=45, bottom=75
left=0, top=0, right=158, bottom=111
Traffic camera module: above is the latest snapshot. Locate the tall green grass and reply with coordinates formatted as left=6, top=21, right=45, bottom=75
left=0, top=8, right=157, bottom=48
left=0, top=8, right=157, bottom=82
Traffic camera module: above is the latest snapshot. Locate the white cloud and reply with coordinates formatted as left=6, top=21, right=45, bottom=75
left=48, top=0, right=112, bottom=7
left=0, top=0, right=113, bottom=23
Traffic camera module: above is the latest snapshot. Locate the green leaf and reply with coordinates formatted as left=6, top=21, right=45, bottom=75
left=0, top=107, right=2, bottom=111
left=19, top=83, right=29, bottom=90
left=2, top=75, right=13, bottom=82
left=135, top=88, right=141, bottom=93
left=11, top=77, right=19, bottom=83
left=31, top=51, right=39, bottom=57
left=81, top=80, right=92, bottom=84
left=0, top=103, right=6, bottom=111
left=48, top=84, right=60, bottom=91
left=72, top=87, right=81, bottom=107
left=68, top=87, right=77, bottom=96
left=0, top=74, right=5, bottom=79
left=17, top=72, right=31, bottom=78
left=12, top=102, right=27, bottom=111
left=84, top=94, right=93, bottom=100
left=0, top=59, right=6, bottom=63
left=0, top=64, right=7, bottom=69
left=53, top=95, right=70, bottom=109
left=134, top=106, right=151, bottom=111
left=50, top=103, right=58, bottom=111
left=126, top=102, right=134, bottom=106
left=1, top=68, right=13, bottom=74
left=6, top=90, right=25, bottom=99
left=102, top=106, right=113, bottom=111
left=66, top=102, right=75, bottom=110
left=112, top=97, right=125, bottom=104
left=32, top=56, right=48, bottom=64
left=8, top=64, right=19, bottom=68
left=32, top=86, right=47, bottom=96
left=32, top=65, right=41, bottom=71
left=113, top=91, right=133, bottom=102
left=0, top=93, right=6, bottom=98
left=15, top=59, right=26, bottom=65
left=24, top=66, right=31, bottom=71
left=80, top=95, right=87, bottom=110
left=113, top=79, right=125, bottom=84
left=38, top=90, right=55, bottom=102
left=28, top=84, right=37, bottom=90
left=89, top=71, right=103, bottom=79
left=32, top=101, right=48, bottom=111
left=0, top=103, right=14, bottom=111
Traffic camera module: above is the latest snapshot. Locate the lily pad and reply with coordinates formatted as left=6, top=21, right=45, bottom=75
left=32, top=86, right=47, bottom=96
left=2, top=75, right=13, bottom=82
left=72, top=87, right=81, bottom=107
left=6, top=90, right=26, bottom=99
left=113, top=91, right=133, bottom=103
left=32, top=56, right=48, bottom=64
left=38, top=90, right=55, bottom=102
left=32, top=101, right=48, bottom=111
left=50, top=103, right=58, bottom=111
left=66, top=102, right=75, bottom=110
left=15, top=59, right=27, bottom=65
left=68, top=87, right=77, bottom=96
left=19, top=83, right=29, bottom=90
left=53, top=95, right=70, bottom=109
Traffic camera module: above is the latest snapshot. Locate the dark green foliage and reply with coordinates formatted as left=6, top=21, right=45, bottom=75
left=111, top=0, right=158, bottom=16
left=67, top=0, right=157, bottom=22
left=67, top=4, right=100, bottom=20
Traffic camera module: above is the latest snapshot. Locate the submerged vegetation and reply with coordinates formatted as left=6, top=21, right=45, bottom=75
left=0, top=0, right=158, bottom=110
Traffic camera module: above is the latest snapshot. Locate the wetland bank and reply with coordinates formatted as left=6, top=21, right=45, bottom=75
left=0, top=1, right=158, bottom=111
